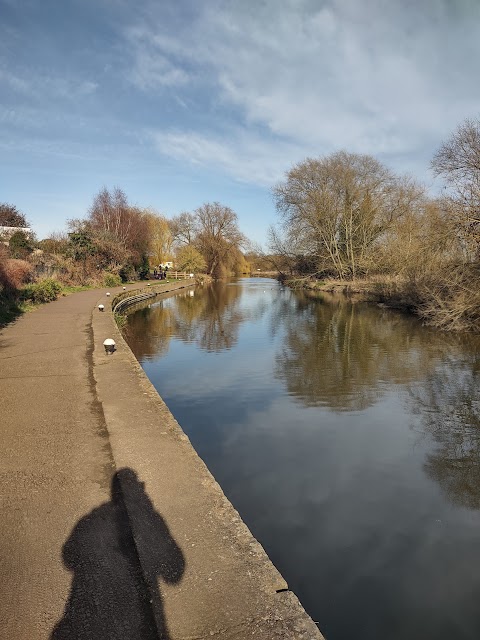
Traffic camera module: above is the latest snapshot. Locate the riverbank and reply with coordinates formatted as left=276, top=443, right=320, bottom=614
left=0, top=282, right=93, bottom=328
left=0, top=282, right=322, bottom=639
left=287, top=273, right=480, bottom=332
left=285, top=276, right=412, bottom=308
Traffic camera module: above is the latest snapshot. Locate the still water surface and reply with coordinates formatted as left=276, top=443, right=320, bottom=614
left=125, top=278, right=480, bottom=640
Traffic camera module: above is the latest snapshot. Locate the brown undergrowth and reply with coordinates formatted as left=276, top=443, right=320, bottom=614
left=290, top=269, right=480, bottom=332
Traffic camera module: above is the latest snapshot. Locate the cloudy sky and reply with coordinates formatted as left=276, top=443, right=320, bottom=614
left=2, top=0, right=480, bottom=244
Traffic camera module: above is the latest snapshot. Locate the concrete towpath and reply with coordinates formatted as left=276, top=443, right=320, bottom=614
left=0, top=282, right=324, bottom=639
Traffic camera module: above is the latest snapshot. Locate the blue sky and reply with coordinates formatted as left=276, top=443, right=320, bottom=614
left=2, top=0, right=480, bottom=245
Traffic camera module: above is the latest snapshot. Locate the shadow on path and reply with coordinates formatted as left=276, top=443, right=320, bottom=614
left=51, top=468, right=185, bottom=640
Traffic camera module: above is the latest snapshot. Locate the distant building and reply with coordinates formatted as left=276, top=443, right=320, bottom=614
left=0, top=226, right=32, bottom=244
left=159, top=261, right=174, bottom=269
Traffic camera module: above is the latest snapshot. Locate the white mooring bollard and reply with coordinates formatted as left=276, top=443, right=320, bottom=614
left=103, top=338, right=116, bottom=355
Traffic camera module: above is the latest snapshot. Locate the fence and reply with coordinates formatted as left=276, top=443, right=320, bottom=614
left=152, top=271, right=194, bottom=280
left=113, top=279, right=195, bottom=314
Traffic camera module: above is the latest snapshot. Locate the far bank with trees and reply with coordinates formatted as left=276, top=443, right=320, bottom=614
left=268, top=117, right=480, bottom=332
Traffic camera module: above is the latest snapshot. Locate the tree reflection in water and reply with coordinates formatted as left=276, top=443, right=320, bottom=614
left=273, top=292, right=436, bottom=411
left=273, top=290, right=480, bottom=509
left=175, top=282, right=246, bottom=351
left=124, top=303, right=177, bottom=360
left=126, top=282, right=480, bottom=515
left=408, top=344, right=480, bottom=510
left=124, top=282, right=248, bottom=358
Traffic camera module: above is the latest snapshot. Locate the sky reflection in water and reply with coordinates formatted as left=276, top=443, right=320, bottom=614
left=125, top=278, right=480, bottom=640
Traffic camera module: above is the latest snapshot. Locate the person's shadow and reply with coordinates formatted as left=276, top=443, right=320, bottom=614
left=51, top=468, right=185, bottom=640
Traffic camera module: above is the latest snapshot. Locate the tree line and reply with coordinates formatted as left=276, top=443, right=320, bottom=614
left=0, top=191, right=248, bottom=292
left=58, top=191, right=248, bottom=282
left=0, top=192, right=249, bottom=325
left=2, top=115, right=480, bottom=330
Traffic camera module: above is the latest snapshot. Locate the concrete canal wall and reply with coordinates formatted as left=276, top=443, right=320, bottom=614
left=96, top=283, right=324, bottom=638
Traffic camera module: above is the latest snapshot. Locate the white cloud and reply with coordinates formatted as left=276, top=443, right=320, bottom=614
left=200, top=1, right=476, bottom=149
left=0, top=68, right=30, bottom=93
left=151, top=129, right=304, bottom=186
left=130, top=50, right=189, bottom=89
left=0, top=66, right=98, bottom=100
left=128, top=0, right=480, bottom=183
left=125, top=26, right=189, bottom=90
left=78, top=80, right=98, bottom=95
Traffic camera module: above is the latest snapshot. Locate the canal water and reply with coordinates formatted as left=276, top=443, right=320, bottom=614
left=124, top=278, right=480, bottom=640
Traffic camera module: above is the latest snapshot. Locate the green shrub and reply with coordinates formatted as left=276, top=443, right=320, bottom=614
left=23, top=278, right=62, bottom=303
left=119, top=264, right=136, bottom=282
left=103, top=272, right=122, bottom=287
left=138, top=253, right=150, bottom=280
left=9, top=231, right=34, bottom=259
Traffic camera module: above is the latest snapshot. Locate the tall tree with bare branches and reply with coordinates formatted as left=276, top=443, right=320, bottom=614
left=87, top=187, right=149, bottom=266
left=273, top=151, right=423, bottom=279
left=170, top=212, right=196, bottom=247
left=432, top=118, right=480, bottom=260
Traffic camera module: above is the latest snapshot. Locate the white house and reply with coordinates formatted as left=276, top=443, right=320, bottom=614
left=0, top=225, right=32, bottom=240
left=0, top=226, right=31, bottom=244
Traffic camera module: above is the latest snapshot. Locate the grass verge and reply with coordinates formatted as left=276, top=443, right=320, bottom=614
left=0, top=281, right=94, bottom=328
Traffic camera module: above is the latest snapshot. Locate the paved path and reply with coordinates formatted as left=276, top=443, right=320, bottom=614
left=0, top=283, right=323, bottom=639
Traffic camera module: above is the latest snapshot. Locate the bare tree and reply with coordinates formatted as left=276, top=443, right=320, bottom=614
left=267, top=225, right=305, bottom=277
left=432, top=117, right=480, bottom=260
left=87, top=187, right=149, bottom=266
left=170, top=212, right=196, bottom=247
left=273, top=152, right=423, bottom=279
